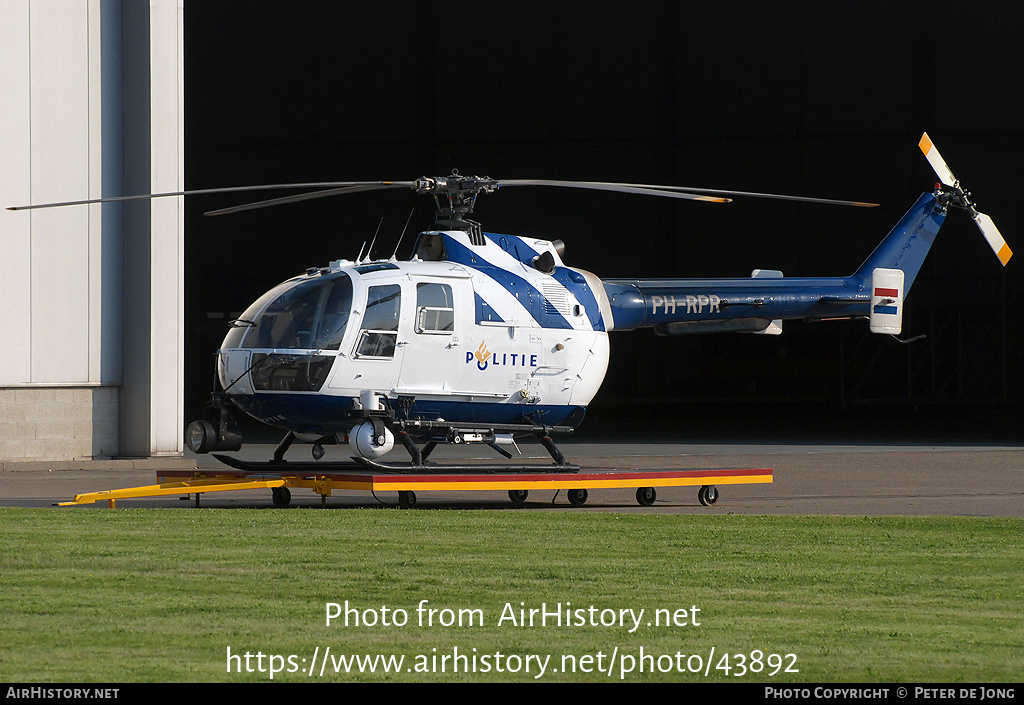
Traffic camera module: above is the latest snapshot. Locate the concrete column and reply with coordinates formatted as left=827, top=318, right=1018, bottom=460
left=121, top=0, right=185, bottom=457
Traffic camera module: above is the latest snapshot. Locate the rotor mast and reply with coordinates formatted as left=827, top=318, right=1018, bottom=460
left=415, top=172, right=498, bottom=242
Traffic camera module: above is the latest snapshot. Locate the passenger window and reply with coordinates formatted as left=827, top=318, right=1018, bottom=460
left=415, top=282, right=454, bottom=334
left=354, top=284, right=401, bottom=358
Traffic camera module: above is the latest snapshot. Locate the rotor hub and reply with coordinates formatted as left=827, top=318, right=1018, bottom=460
left=415, top=172, right=498, bottom=231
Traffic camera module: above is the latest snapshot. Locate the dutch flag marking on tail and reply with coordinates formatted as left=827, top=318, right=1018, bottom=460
left=872, top=287, right=899, bottom=316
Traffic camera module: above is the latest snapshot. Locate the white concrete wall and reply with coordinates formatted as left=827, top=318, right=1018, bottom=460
left=0, top=0, right=184, bottom=460
left=0, top=0, right=33, bottom=385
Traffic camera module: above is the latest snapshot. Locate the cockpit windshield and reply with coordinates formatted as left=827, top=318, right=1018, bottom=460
left=230, top=272, right=354, bottom=350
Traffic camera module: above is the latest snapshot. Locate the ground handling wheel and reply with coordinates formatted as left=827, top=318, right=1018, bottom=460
left=271, top=486, right=291, bottom=508
left=567, top=488, right=588, bottom=506
left=697, top=485, right=719, bottom=506
left=398, top=491, right=417, bottom=509
left=635, top=486, right=657, bottom=506
left=508, top=489, right=529, bottom=505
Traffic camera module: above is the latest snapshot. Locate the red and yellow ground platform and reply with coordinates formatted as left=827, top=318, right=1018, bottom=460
left=58, top=466, right=773, bottom=509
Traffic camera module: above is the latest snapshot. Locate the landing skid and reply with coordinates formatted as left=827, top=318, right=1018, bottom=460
left=220, top=419, right=581, bottom=474
left=212, top=453, right=361, bottom=474
left=211, top=453, right=580, bottom=475
left=353, top=457, right=580, bottom=474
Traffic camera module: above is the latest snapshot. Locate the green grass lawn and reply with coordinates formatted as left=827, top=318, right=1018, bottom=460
left=1, top=508, right=1020, bottom=682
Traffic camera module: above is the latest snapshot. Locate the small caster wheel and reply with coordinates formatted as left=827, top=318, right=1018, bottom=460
left=398, top=490, right=417, bottom=509
left=271, top=486, right=291, bottom=507
left=508, top=489, right=529, bottom=505
left=698, top=485, right=719, bottom=506
left=636, top=486, right=657, bottom=506
left=312, top=443, right=325, bottom=460
left=567, top=488, right=588, bottom=506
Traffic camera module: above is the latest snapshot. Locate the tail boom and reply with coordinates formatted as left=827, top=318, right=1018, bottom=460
left=602, top=191, right=947, bottom=336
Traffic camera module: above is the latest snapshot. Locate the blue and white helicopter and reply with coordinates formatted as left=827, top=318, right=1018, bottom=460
left=191, top=133, right=1012, bottom=473
left=10, top=134, right=1012, bottom=477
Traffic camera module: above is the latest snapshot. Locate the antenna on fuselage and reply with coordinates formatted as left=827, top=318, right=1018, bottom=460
left=363, top=217, right=384, bottom=262
left=390, top=208, right=416, bottom=261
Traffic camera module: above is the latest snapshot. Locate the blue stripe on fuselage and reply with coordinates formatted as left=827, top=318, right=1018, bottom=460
left=475, top=292, right=505, bottom=323
left=482, top=232, right=605, bottom=332
left=443, top=236, right=573, bottom=329
left=550, top=267, right=605, bottom=331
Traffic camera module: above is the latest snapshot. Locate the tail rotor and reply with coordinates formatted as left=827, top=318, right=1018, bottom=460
left=919, top=132, right=1012, bottom=266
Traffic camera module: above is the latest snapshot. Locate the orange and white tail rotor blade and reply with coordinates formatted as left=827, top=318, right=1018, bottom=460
left=974, top=211, right=1012, bottom=266
left=919, top=132, right=1012, bottom=267
left=919, top=132, right=958, bottom=187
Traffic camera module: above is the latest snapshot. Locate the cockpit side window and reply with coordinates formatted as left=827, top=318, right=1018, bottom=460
left=314, top=275, right=355, bottom=349
left=354, top=284, right=402, bottom=358
left=415, top=282, right=454, bottom=334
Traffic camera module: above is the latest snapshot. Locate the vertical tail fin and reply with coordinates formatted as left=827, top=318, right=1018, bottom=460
left=853, top=192, right=945, bottom=295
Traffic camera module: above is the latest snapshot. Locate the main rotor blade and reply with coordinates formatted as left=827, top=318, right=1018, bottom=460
left=202, top=182, right=416, bottom=216
left=498, top=179, right=876, bottom=207
left=9, top=174, right=877, bottom=215
left=5, top=181, right=414, bottom=212
left=497, top=179, right=731, bottom=203
left=919, top=132, right=957, bottom=187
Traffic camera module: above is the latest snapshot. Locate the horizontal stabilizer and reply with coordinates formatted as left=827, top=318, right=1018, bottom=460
left=750, top=269, right=783, bottom=335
